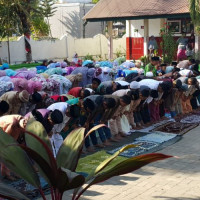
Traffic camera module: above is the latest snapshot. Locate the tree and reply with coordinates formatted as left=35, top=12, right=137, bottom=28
left=189, top=0, right=200, bottom=26
left=40, top=0, right=57, bottom=37
left=0, top=0, right=24, bottom=63
left=0, top=0, right=56, bottom=62
left=189, top=0, right=200, bottom=58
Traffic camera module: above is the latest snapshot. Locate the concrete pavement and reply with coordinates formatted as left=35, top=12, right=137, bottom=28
left=46, top=126, right=200, bottom=200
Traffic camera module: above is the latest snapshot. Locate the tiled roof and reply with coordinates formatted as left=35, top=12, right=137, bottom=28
left=84, top=0, right=190, bottom=21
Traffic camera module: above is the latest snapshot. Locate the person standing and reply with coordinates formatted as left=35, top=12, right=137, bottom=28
left=148, top=36, right=158, bottom=56
left=177, top=34, right=188, bottom=62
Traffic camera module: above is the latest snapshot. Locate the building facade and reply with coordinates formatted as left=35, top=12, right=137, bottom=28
left=126, top=17, right=194, bottom=60
left=49, top=3, right=105, bottom=39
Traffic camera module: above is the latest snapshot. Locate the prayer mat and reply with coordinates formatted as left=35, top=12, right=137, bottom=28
left=180, top=115, right=200, bottom=124
left=152, top=122, right=199, bottom=135
left=107, top=141, right=160, bottom=158
left=2, top=176, right=50, bottom=200
left=135, top=132, right=178, bottom=144
left=131, top=119, right=175, bottom=133
left=76, top=151, right=126, bottom=175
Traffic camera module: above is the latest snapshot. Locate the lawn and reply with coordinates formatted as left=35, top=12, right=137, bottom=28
left=9, top=63, right=42, bottom=70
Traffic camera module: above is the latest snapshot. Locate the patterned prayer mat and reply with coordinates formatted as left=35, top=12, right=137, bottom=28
left=107, top=141, right=160, bottom=158
left=107, top=132, right=180, bottom=158
left=131, top=119, right=175, bottom=133
left=180, top=115, right=200, bottom=124
left=2, top=176, right=50, bottom=200
left=135, top=132, right=178, bottom=144
left=152, top=122, right=199, bottom=135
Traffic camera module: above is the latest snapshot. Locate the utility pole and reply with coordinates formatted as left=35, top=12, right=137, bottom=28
left=83, top=3, right=86, bottom=38
left=6, top=1, right=11, bottom=64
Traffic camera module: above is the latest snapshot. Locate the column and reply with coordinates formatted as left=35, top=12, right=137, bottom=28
left=126, top=20, right=132, bottom=60
left=107, top=21, right=113, bottom=60
left=144, top=19, right=149, bottom=56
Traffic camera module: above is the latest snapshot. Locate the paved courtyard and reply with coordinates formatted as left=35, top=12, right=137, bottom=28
left=45, top=126, right=200, bottom=200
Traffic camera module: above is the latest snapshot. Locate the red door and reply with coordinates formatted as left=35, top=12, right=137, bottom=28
left=126, top=37, right=144, bottom=60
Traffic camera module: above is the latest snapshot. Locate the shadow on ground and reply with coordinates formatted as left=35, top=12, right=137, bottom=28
left=99, top=175, right=140, bottom=186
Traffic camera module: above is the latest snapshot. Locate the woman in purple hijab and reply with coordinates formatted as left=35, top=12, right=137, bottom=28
left=71, top=67, right=95, bottom=87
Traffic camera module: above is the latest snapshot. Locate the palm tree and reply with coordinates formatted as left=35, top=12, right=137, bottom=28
left=189, top=0, right=200, bottom=57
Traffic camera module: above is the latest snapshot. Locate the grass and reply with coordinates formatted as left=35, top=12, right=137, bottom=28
left=9, top=63, right=41, bottom=70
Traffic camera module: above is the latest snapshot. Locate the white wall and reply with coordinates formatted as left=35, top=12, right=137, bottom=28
left=0, top=37, right=26, bottom=64
left=49, top=3, right=104, bottom=39
left=130, top=20, right=144, bottom=38
left=126, top=19, right=164, bottom=38
left=0, top=34, right=126, bottom=64
left=71, top=34, right=126, bottom=59
left=31, top=35, right=68, bottom=61
left=149, top=19, right=163, bottom=37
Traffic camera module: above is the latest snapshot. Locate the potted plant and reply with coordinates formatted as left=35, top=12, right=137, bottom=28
left=0, top=119, right=172, bottom=200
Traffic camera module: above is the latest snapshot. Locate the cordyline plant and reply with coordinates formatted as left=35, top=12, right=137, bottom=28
left=0, top=119, right=172, bottom=200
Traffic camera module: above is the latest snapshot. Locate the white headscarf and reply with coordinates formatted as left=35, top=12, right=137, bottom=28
left=130, top=81, right=140, bottom=89
left=101, top=67, right=112, bottom=82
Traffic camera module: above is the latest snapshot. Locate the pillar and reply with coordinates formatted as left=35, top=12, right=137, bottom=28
left=126, top=20, right=132, bottom=60
left=195, top=35, right=200, bottom=58
left=107, top=21, right=113, bottom=60
left=144, top=19, right=149, bottom=56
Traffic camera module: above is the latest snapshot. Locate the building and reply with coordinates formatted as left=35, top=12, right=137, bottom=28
left=49, top=2, right=105, bottom=39
left=83, top=0, right=198, bottom=60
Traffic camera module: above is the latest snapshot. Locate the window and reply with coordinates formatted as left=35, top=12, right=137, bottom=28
left=167, top=20, right=181, bottom=33
left=167, top=18, right=194, bottom=34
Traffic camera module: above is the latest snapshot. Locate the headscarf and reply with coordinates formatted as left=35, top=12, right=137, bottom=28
left=71, top=67, right=88, bottom=87
left=102, top=67, right=112, bottom=82
left=146, top=72, right=154, bottom=78
left=130, top=81, right=140, bottom=90
left=19, top=90, right=30, bottom=103
left=82, top=60, right=93, bottom=67
left=95, top=68, right=102, bottom=76
left=87, top=68, right=95, bottom=86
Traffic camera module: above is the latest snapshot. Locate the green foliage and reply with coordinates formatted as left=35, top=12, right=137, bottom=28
left=0, top=182, right=31, bottom=200
left=140, top=55, right=150, bottom=66
left=0, top=0, right=24, bottom=38
left=40, top=0, right=57, bottom=18
left=84, top=54, right=94, bottom=61
left=0, top=0, right=56, bottom=39
left=92, top=0, right=100, bottom=3
left=31, top=16, right=50, bottom=37
left=0, top=121, right=172, bottom=200
left=189, top=0, right=200, bottom=26
left=160, top=26, right=177, bottom=64
left=115, top=46, right=126, bottom=58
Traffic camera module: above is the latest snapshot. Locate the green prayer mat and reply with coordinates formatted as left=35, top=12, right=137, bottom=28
left=76, top=151, right=126, bottom=174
